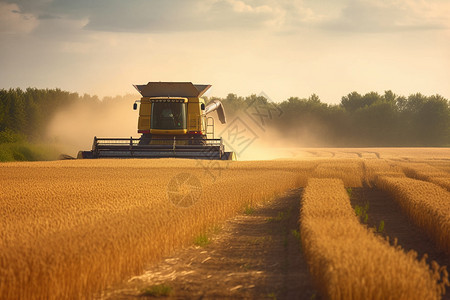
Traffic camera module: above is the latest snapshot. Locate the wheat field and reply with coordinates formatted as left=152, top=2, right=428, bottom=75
left=375, top=176, right=450, bottom=254
left=0, top=148, right=449, bottom=299
left=301, top=178, right=444, bottom=300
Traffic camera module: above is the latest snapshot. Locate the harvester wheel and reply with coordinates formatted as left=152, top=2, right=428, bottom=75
left=222, top=152, right=236, bottom=160
left=77, top=151, right=94, bottom=159
left=138, top=134, right=152, bottom=145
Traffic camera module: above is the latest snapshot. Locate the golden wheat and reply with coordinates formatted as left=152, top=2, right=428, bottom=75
left=287, top=147, right=449, bottom=160
left=312, top=160, right=364, bottom=187
left=427, top=161, right=450, bottom=174
left=300, top=178, right=444, bottom=300
left=362, top=159, right=405, bottom=186
left=1, top=152, right=449, bottom=299
left=0, top=159, right=301, bottom=299
left=398, top=162, right=450, bottom=191
left=375, top=176, right=450, bottom=254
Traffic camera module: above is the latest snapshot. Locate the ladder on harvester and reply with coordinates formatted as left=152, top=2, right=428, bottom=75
left=206, top=117, right=215, bottom=139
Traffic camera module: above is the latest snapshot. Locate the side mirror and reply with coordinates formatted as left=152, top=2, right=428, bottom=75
left=133, top=103, right=138, bottom=110
left=201, top=103, right=205, bottom=110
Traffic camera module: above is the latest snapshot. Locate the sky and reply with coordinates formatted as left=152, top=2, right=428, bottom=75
left=0, top=0, right=449, bottom=104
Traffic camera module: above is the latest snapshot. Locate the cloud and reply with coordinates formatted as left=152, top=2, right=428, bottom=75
left=0, top=2, right=38, bottom=34
left=1, top=0, right=449, bottom=35
left=321, top=0, right=450, bottom=32
left=0, top=0, right=318, bottom=33
left=81, top=0, right=288, bottom=32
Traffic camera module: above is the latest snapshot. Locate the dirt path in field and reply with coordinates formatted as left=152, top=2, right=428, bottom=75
left=350, top=187, right=450, bottom=299
left=102, top=188, right=319, bottom=299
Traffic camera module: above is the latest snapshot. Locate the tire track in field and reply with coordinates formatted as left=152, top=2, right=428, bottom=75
left=102, top=189, right=319, bottom=300
left=350, top=188, right=450, bottom=299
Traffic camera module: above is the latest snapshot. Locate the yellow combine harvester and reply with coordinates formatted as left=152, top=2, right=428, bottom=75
left=78, top=82, right=235, bottom=160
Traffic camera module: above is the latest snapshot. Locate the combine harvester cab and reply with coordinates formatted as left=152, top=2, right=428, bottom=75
left=78, top=82, right=236, bottom=160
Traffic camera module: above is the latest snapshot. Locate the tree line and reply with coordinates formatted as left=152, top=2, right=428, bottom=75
left=0, top=88, right=449, bottom=147
left=0, top=88, right=134, bottom=143
left=209, top=90, right=450, bottom=147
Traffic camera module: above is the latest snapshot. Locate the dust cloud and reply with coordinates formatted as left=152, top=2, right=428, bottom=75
left=46, top=95, right=139, bottom=156
left=46, top=97, right=323, bottom=160
left=208, top=106, right=335, bottom=160
left=209, top=112, right=317, bottom=161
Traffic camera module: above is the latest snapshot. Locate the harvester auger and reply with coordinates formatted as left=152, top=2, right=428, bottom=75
left=77, top=82, right=236, bottom=160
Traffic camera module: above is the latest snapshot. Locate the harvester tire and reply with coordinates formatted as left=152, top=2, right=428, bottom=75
left=77, top=151, right=94, bottom=159
left=222, top=152, right=236, bottom=160
left=138, top=134, right=152, bottom=145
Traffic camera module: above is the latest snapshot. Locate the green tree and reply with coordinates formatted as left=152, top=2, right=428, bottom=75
left=341, top=91, right=363, bottom=112
left=9, top=89, right=27, bottom=133
left=414, top=95, right=450, bottom=146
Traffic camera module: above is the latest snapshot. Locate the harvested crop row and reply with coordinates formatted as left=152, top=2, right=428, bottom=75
left=399, top=162, right=450, bottom=191
left=375, top=176, right=450, bottom=254
left=300, top=178, right=445, bottom=300
left=312, top=160, right=364, bottom=187
left=427, top=161, right=450, bottom=174
left=363, top=159, right=405, bottom=186
left=0, top=159, right=301, bottom=300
